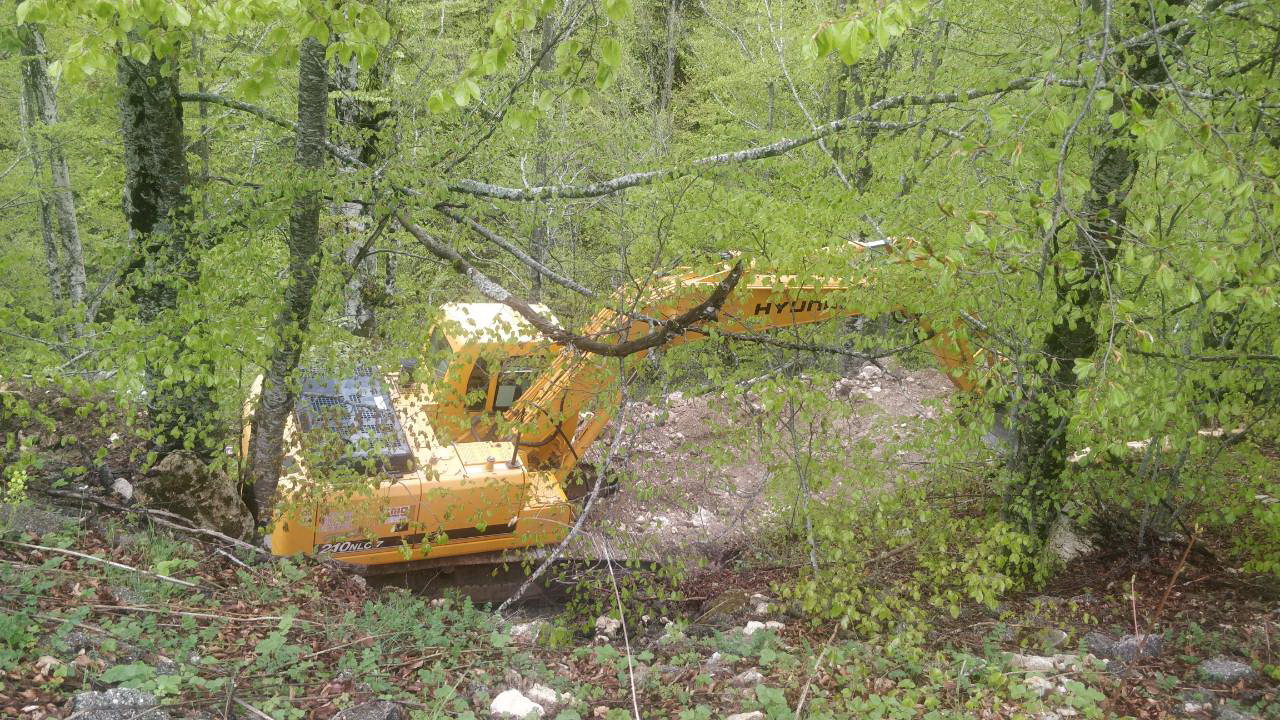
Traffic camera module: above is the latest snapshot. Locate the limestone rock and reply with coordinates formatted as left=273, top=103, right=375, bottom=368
left=1024, top=675, right=1057, bottom=698
left=1006, top=652, right=1102, bottom=673
left=1083, top=631, right=1115, bottom=657
left=1215, top=707, right=1258, bottom=720
left=1047, top=516, right=1094, bottom=563
left=72, top=688, right=170, bottom=720
left=490, top=688, right=543, bottom=719
left=1198, top=657, right=1258, bottom=684
left=111, top=478, right=134, bottom=502
left=742, top=620, right=785, bottom=635
left=509, top=621, right=545, bottom=644
left=1036, top=628, right=1068, bottom=650
left=594, top=615, right=621, bottom=638
left=137, top=451, right=254, bottom=539
left=726, top=712, right=765, bottom=720
left=731, top=669, right=764, bottom=687
left=332, top=701, right=406, bottom=720
left=1109, top=634, right=1162, bottom=662
left=525, top=684, right=565, bottom=712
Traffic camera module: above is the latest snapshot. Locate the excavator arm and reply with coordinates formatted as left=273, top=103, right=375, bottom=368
left=506, top=241, right=980, bottom=484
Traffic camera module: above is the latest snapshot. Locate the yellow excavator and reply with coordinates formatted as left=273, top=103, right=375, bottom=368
left=247, top=239, right=981, bottom=575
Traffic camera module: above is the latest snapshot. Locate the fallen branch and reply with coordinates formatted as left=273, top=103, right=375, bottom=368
left=42, top=487, right=269, bottom=558
left=395, top=210, right=746, bottom=357
left=4, top=540, right=199, bottom=589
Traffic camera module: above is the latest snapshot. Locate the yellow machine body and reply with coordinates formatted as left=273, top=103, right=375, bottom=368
left=252, top=240, right=981, bottom=568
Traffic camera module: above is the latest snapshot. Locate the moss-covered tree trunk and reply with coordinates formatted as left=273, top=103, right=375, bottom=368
left=1007, top=0, right=1182, bottom=545
left=118, top=35, right=219, bottom=459
left=246, top=35, right=329, bottom=520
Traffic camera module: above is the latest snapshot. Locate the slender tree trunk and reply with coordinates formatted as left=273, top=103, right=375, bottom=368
left=530, top=13, right=557, bottom=300
left=119, top=36, right=219, bottom=458
left=334, top=54, right=376, bottom=335
left=17, top=73, right=64, bottom=310
left=1008, top=0, right=1178, bottom=544
left=18, top=23, right=85, bottom=309
left=246, top=35, right=329, bottom=519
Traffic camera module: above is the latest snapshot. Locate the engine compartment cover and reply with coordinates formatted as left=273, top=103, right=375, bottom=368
left=294, top=369, right=415, bottom=476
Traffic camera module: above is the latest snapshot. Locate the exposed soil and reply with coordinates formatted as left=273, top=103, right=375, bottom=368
left=587, top=363, right=955, bottom=564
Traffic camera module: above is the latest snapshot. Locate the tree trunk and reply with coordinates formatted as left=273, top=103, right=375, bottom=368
left=1007, top=0, right=1178, bottom=544
left=17, top=69, right=64, bottom=310
left=19, top=23, right=85, bottom=309
left=334, top=54, right=376, bottom=336
left=119, top=36, right=220, bottom=459
left=530, top=12, right=558, bottom=300
left=246, top=35, right=329, bottom=519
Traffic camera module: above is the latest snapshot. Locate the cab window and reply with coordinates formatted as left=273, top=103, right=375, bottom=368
left=428, top=329, right=452, bottom=379
left=465, top=358, right=491, bottom=412
left=492, top=356, right=537, bottom=412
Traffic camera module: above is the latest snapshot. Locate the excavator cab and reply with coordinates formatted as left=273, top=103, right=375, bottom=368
left=417, top=302, right=556, bottom=442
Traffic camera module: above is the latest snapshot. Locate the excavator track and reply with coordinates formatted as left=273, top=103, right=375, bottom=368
left=346, top=530, right=660, bottom=605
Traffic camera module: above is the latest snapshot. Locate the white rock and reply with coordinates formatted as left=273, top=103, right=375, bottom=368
left=743, top=621, right=784, bottom=635
left=1048, top=516, right=1094, bottom=563
left=858, top=365, right=884, bottom=380
left=726, top=712, right=765, bottom=720
left=594, top=616, right=621, bottom=637
left=490, top=689, right=543, bottom=719
left=752, top=602, right=770, bottom=617
left=667, top=391, right=684, bottom=403
left=509, top=621, right=544, bottom=644
left=112, top=478, right=133, bottom=502
left=1024, top=675, right=1056, bottom=698
left=731, top=669, right=764, bottom=687
left=1006, top=652, right=1102, bottom=673
left=525, top=684, right=564, bottom=711
left=1183, top=701, right=1212, bottom=714
left=108, top=432, right=121, bottom=447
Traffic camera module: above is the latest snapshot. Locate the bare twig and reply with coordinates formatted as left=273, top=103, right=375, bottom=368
left=795, top=626, right=840, bottom=718
left=435, top=205, right=596, bottom=298
left=1152, top=530, right=1196, bottom=626
left=5, top=540, right=199, bottom=589
left=497, top=359, right=631, bottom=615
left=233, top=698, right=274, bottom=720
left=42, top=487, right=269, bottom=558
left=599, top=537, right=642, bottom=720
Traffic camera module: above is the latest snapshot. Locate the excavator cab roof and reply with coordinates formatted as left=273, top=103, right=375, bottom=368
left=435, top=302, right=557, bottom=355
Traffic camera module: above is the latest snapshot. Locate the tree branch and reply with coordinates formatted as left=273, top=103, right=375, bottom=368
left=434, top=205, right=596, bottom=298
left=394, top=210, right=745, bottom=357
left=445, top=76, right=1062, bottom=201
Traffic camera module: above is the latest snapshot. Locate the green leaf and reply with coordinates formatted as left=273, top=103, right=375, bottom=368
left=605, top=0, right=631, bottom=22
left=1108, top=111, right=1126, bottom=129
left=170, top=3, right=192, bottom=27
left=16, top=0, right=34, bottom=24
left=595, top=63, right=614, bottom=89
left=601, top=38, right=622, bottom=67
left=427, top=89, right=448, bottom=113
left=453, top=83, right=471, bottom=107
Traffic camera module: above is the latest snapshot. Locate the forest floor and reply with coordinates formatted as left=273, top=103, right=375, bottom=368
left=589, top=362, right=954, bottom=566
left=1, top=375, right=1277, bottom=719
